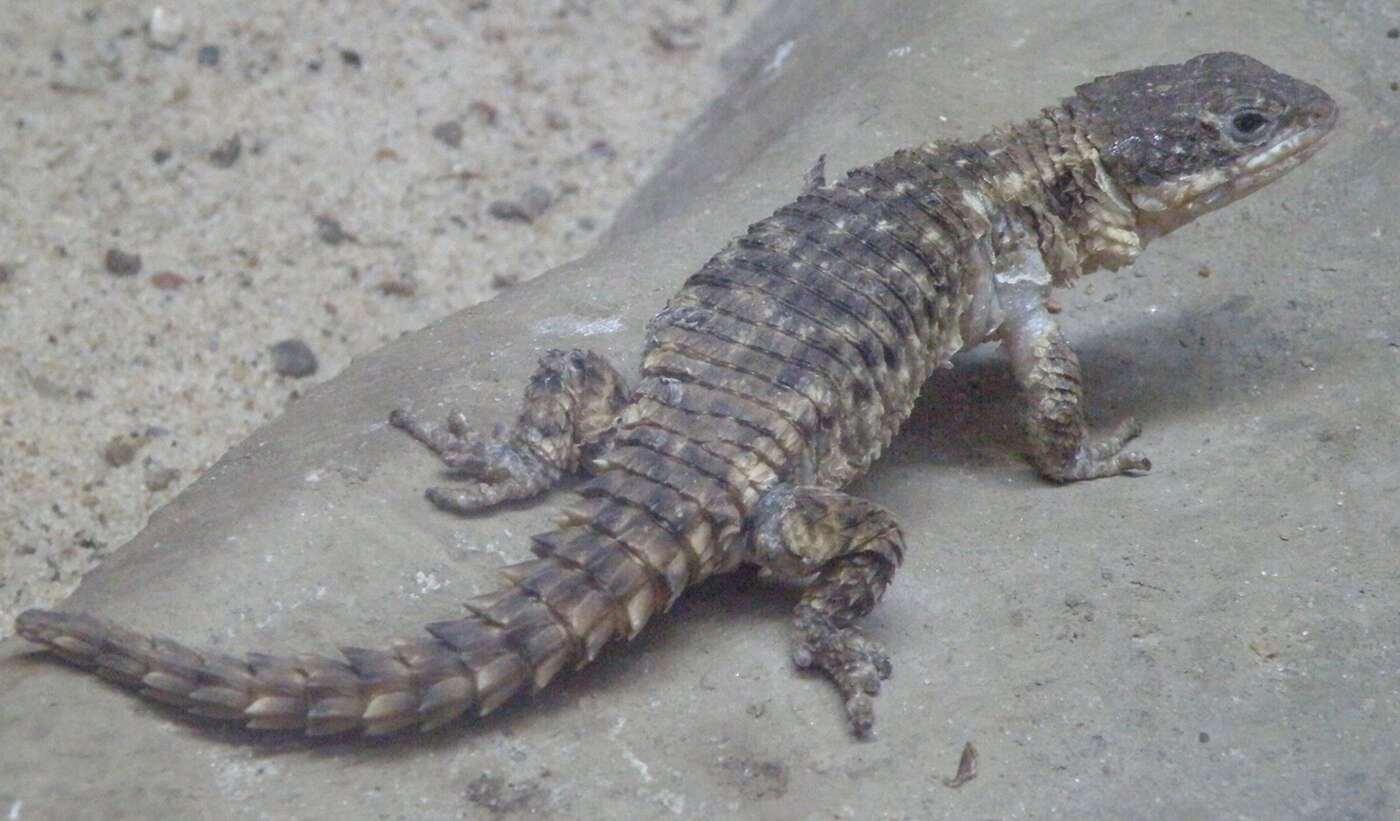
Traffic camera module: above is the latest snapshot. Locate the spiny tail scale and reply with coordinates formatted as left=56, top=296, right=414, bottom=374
left=15, top=450, right=738, bottom=735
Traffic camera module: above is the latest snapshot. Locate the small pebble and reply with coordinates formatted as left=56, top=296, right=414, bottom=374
left=316, top=215, right=354, bottom=245
left=103, top=432, right=147, bottom=467
left=143, top=463, right=180, bottom=492
left=104, top=247, right=142, bottom=276
left=467, top=100, right=498, bottom=125
left=585, top=139, right=617, bottom=160
left=649, top=19, right=704, bottom=51
left=147, top=6, right=185, bottom=50
left=208, top=134, right=242, bottom=168
left=488, top=200, right=526, bottom=222
left=151, top=146, right=172, bottom=164
left=340, top=49, right=362, bottom=69
left=378, top=275, right=417, bottom=297
left=150, top=271, right=187, bottom=289
left=270, top=338, right=318, bottom=378
left=1249, top=639, right=1279, bottom=659
left=197, top=44, right=220, bottom=66
left=488, top=185, right=553, bottom=222
left=431, top=120, right=464, bottom=148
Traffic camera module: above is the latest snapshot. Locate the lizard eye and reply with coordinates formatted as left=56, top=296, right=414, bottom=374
left=1227, top=109, right=1272, bottom=142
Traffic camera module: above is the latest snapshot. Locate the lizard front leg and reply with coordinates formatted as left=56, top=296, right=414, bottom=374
left=749, top=484, right=904, bottom=736
left=390, top=348, right=629, bottom=513
left=996, top=280, right=1151, bottom=482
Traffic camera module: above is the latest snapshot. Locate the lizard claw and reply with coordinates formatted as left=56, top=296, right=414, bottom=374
left=1082, top=416, right=1151, bottom=476
left=390, top=408, right=482, bottom=459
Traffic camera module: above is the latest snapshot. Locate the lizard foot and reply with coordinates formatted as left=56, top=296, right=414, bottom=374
left=389, top=408, right=561, bottom=513
left=752, top=484, right=903, bottom=736
left=792, top=614, right=892, bottom=737
left=389, top=348, right=629, bottom=515
left=1042, top=417, right=1151, bottom=482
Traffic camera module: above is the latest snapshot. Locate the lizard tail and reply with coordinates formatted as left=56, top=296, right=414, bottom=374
left=14, top=514, right=689, bottom=736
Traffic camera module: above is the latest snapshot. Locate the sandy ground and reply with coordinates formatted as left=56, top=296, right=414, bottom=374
left=0, top=1, right=766, bottom=635
left=2, top=2, right=1397, bottom=818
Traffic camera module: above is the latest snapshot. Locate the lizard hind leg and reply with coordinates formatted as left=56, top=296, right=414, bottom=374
left=390, top=348, right=629, bottom=513
left=749, top=484, right=905, bottom=737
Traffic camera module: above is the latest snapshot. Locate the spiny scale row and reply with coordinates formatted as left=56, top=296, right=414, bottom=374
left=18, top=609, right=530, bottom=735
left=12, top=525, right=687, bottom=737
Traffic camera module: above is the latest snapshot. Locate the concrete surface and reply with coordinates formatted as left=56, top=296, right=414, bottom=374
left=2, top=1, right=1397, bottom=819
left=0, top=0, right=765, bottom=630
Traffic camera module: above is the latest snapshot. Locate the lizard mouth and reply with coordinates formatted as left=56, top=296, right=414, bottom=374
left=1135, top=98, right=1337, bottom=238
left=1217, top=102, right=1337, bottom=197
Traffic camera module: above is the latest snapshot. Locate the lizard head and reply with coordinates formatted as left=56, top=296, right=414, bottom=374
left=1068, top=52, right=1337, bottom=241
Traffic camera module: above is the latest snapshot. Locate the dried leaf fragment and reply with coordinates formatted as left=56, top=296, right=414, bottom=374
left=941, top=741, right=978, bottom=788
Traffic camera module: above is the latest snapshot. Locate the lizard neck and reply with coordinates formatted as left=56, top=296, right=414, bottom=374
left=982, top=106, right=1145, bottom=284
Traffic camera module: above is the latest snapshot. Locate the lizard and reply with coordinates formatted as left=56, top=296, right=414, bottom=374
left=15, top=52, right=1336, bottom=738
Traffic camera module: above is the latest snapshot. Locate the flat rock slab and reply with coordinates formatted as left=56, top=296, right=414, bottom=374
left=3, top=2, right=1396, bottom=818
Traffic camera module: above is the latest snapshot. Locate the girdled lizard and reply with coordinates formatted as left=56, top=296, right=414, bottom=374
left=16, top=53, right=1336, bottom=737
